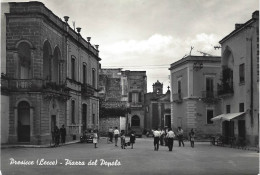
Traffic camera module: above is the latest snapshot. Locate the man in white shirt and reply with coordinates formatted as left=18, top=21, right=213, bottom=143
left=166, top=128, right=175, bottom=151
left=153, top=128, right=160, bottom=151
left=114, top=127, right=119, bottom=147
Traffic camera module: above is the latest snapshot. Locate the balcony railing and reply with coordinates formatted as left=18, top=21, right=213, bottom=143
left=8, top=79, right=69, bottom=94
left=202, top=91, right=217, bottom=99
left=9, top=79, right=44, bottom=91
left=81, top=83, right=95, bottom=97
left=172, top=93, right=182, bottom=103
left=217, top=83, right=234, bottom=96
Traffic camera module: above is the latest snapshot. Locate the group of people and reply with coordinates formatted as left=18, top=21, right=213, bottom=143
left=108, top=127, right=136, bottom=149
left=53, top=124, right=66, bottom=147
left=153, top=127, right=195, bottom=151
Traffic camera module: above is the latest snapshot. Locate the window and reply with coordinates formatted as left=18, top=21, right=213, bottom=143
left=71, top=100, right=75, bottom=124
left=18, top=42, right=32, bottom=79
left=207, top=109, right=214, bottom=124
left=239, top=64, right=245, bottom=83
left=206, top=77, right=214, bottom=92
left=177, top=80, right=181, bottom=94
left=83, top=64, right=87, bottom=84
left=239, top=103, right=244, bottom=112
left=92, top=114, right=95, bottom=125
left=132, top=93, right=138, bottom=103
left=71, top=57, right=76, bottom=80
left=206, top=77, right=214, bottom=98
left=92, top=68, right=96, bottom=88
left=226, top=105, right=231, bottom=113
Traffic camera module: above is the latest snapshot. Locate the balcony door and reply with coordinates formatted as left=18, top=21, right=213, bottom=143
left=206, top=77, right=214, bottom=97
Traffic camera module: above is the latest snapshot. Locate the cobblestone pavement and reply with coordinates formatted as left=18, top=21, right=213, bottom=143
left=1, top=137, right=259, bottom=175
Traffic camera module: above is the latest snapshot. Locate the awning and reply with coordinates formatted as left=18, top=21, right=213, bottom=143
left=211, top=112, right=245, bottom=122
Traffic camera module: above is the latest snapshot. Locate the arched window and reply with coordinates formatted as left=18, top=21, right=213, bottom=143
left=43, top=41, right=52, bottom=80
left=131, top=115, right=140, bottom=127
left=71, top=56, right=76, bottom=81
left=53, top=47, right=61, bottom=83
left=92, top=68, right=96, bottom=88
left=17, top=42, right=32, bottom=79
left=18, top=101, right=30, bottom=142
left=83, top=63, right=87, bottom=84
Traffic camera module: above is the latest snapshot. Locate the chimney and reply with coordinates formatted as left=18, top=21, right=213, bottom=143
left=252, top=11, right=259, bottom=19
left=95, top=45, right=99, bottom=50
left=76, top=27, right=81, bottom=33
left=64, top=16, right=69, bottom=23
left=87, top=37, right=91, bottom=42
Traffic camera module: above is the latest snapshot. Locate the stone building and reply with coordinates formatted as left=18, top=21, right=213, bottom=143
left=99, top=69, right=147, bottom=134
left=212, top=11, right=259, bottom=146
left=1, top=1, right=100, bottom=145
left=144, top=81, right=171, bottom=131
left=98, top=69, right=128, bottom=135
left=169, top=56, right=222, bottom=138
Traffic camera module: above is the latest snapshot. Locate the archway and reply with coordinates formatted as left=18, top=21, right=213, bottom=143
left=17, top=101, right=30, bottom=142
left=131, top=115, right=140, bottom=127
left=53, top=47, right=61, bottom=83
left=43, top=41, right=52, bottom=80
left=17, top=42, right=32, bottom=79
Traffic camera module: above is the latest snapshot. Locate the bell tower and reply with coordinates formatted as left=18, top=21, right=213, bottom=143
left=152, top=80, right=163, bottom=95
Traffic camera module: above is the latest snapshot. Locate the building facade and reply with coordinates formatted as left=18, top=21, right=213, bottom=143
left=215, top=11, right=259, bottom=146
left=144, top=81, right=171, bottom=131
left=98, top=69, right=147, bottom=134
left=98, top=69, right=128, bottom=135
left=1, top=2, right=100, bottom=145
left=169, top=56, right=222, bottom=138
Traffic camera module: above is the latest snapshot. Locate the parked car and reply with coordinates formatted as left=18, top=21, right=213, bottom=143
left=130, top=127, right=142, bottom=138
left=80, top=130, right=94, bottom=143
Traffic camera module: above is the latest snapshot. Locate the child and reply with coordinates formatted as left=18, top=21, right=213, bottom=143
left=189, top=129, right=195, bottom=148
left=120, top=130, right=126, bottom=149
left=93, top=129, right=98, bottom=148
left=130, top=131, right=136, bottom=149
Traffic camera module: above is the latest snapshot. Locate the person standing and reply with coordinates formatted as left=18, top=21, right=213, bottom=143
left=153, top=128, right=160, bottom=151
left=189, top=129, right=195, bottom=148
left=160, top=128, right=165, bottom=146
left=54, top=125, right=60, bottom=147
left=164, top=127, right=169, bottom=147
left=120, top=130, right=126, bottom=149
left=114, top=127, right=119, bottom=147
left=93, top=129, right=98, bottom=148
left=166, top=128, right=175, bottom=151
left=60, top=124, right=66, bottom=145
left=177, top=127, right=185, bottom=147
left=108, top=127, right=113, bottom=143
left=130, top=131, right=136, bottom=149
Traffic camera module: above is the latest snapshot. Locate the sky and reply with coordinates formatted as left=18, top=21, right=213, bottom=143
left=2, top=0, right=259, bottom=92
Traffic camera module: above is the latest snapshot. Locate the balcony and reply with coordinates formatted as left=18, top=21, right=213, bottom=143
left=9, top=79, right=44, bottom=91
left=130, top=102, right=143, bottom=108
left=81, top=83, right=95, bottom=97
left=201, top=91, right=218, bottom=103
left=172, top=93, right=182, bottom=103
left=7, top=79, right=70, bottom=99
left=217, top=83, right=234, bottom=97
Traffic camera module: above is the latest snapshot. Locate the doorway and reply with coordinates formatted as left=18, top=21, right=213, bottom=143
left=222, top=121, right=234, bottom=144
left=51, top=115, right=56, bottom=141
left=165, top=115, right=171, bottom=128
left=18, top=101, right=30, bottom=142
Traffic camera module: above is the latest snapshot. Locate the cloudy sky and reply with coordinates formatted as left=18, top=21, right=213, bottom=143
left=3, top=0, right=258, bottom=92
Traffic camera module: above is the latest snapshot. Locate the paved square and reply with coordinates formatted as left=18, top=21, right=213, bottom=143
left=1, top=138, right=259, bottom=175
